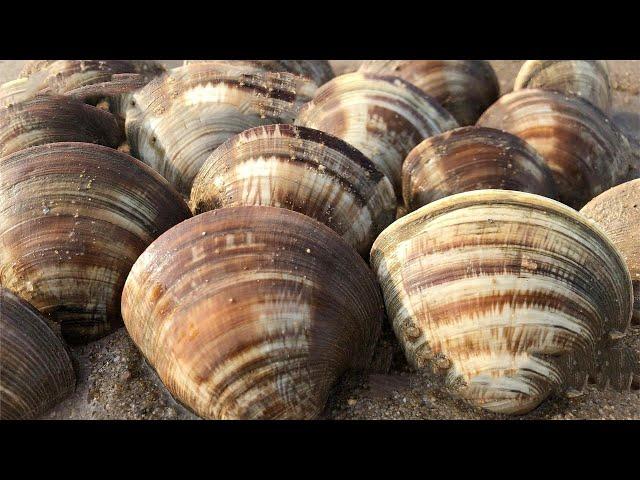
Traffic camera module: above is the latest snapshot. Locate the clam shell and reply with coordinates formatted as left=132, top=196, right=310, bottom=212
left=514, top=60, right=612, bottom=112
left=0, top=94, right=124, bottom=157
left=358, top=60, right=500, bottom=126
left=121, top=206, right=384, bottom=419
left=295, top=72, right=458, bottom=197
left=371, top=190, right=633, bottom=414
left=477, top=89, right=634, bottom=209
left=0, top=142, right=191, bottom=344
left=580, top=179, right=640, bottom=324
left=402, top=126, right=558, bottom=211
left=125, top=63, right=316, bottom=196
left=1, top=287, right=75, bottom=420
left=190, top=124, right=396, bottom=256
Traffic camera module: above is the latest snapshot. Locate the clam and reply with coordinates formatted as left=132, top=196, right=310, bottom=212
left=295, top=72, right=458, bottom=197
left=371, top=189, right=633, bottom=414
left=183, top=60, right=334, bottom=86
left=581, top=179, right=640, bottom=324
left=190, top=124, right=396, bottom=256
left=402, top=126, right=558, bottom=211
left=1, top=287, right=75, bottom=420
left=514, top=60, right=612, bottom=113
left=125, top=62, right=316, bottom=196
left=0, top=142, right=191, bottom=344
left=358, top=60, right=500, bottom=126
left=477, top=89, right=634, bottom=209
left=121, top=206, right=384, bottom=419
left=0, top=94, right=124, bottom=157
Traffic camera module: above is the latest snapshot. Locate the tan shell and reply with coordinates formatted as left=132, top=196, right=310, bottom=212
left=402, top=126, right=558, bottom=211
left=477, top=89, right=633, bottom=209
left=581, top=179, right=640, bottom=324
left=295, top=72, right=458, bottom=197
left=0, top=142, right=192, bottom=344
left=371, top=190, right=633, bottom=414
left=125, top=63, right=316, bottom=196
left=183, top=60, right=334, bottom=86
left=190, top=124, right=396, bottom=256
left=0, top=94, right=124, bottom=157
left=1, top=287, right=75, bottom=419
left=514, top=60, right=612, bottom=113
left=358, top=60, right=500, bottom=126
left=121, top=206, right=384, bottom=419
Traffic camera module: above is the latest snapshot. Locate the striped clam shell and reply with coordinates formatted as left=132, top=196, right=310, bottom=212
left=402, top=126, right=558, bottom=211
left=581, top=179, right=640, bottom=324
left=190, top=124, right=396, bottom=257
left=514, top=60, right=612, bottom=113
left=0, top=142, right=191, bottom=344
left=183, top=60, right=334, bottom=86
left=121, top=206, right=384, bottom=419
left=295, top=72, right=458, bottom=197
left=0, top=94, right=124, bottom=157
left=477, top=89, right=634, bottom=209
left=358, top=60, right=500, bottom=126
left=125, top=62, right=316, bottom=197
left=1, top=287, right=75, bottom=420
left=370, top=190, right=633, bottom=414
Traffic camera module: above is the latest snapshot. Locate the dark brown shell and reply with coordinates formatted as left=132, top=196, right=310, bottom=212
left=190, top=124, right=396, bottom=256
left=1, top=287, right=75, bottom=419
left=477, top=89, right=634, bottom=209
left=358, top=60, right=500, bottom=126
left=402, top=126, right=558, bottom=211
left=0, top=94, right=124, bottom=157
left=121, top=206, right=384, bottom=419
left=0, top=142, right=192, bottom=344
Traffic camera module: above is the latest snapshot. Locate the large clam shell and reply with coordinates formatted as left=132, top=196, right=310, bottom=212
left=0, top=94, right=124, bottom=157
left=514, top=60, right=612, bottom=113
left=371, top=190, right=633, bottom=414
left=477, top=89, right=634, bottom=209
left=581, top=179, right=640, bottom=324
left=121, top=206, right=384, bottom=419
left=1, top=287, right=75, bottom=420
left=402, top=126, right=558, bottom=211
left=126, top=63, right=316, bottom=196
left=0, top=142, right=191, bottom=344
left=190, top=124, right=396, bottom=256
left=358, top=60, right=500, bottom=126
left=295, top=72, right=458, bottom=197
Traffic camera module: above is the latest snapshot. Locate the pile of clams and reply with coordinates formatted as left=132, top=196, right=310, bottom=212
left=1, top=59, right=638, bottom=420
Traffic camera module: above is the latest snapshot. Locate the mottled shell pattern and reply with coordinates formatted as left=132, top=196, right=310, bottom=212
left=121, top=206, right=384, bottom=419
left=0, top=142, right=191, bottom=344
left=0, top=94, right=124, bottom=157
left=358, top=60, right=500, bottom=126
left=581, top=179, right=640, bottom=324
left=514, top=60, right=612, bottom=113
left=183, top=60, right=334, bottom=87
left=371, top=190, right=633, bottom=414
left=295, top=72, right=458, bottom=197
left=1, top=287, right=75, bottom=420
left=402, top=126, right=558, bottom=211
left=125, top=62, right=317, bottom=196
left=190, top=124, right=396, bottom=256
left=477, top=89, right=633, bottom=209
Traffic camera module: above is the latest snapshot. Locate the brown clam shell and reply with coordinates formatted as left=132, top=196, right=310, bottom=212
left=580, top=179, right=640, bottom=324
left=0, top=142, right=191, bottom=344
left=477, top=89, right=634, bottom=209
left=358, top=60, right=500, bottom=126
left=121, top=206, right=384, bottom=419
left=402, top=126, right=558, bottom=211
left=1, top=287, right=75, bottom=420
left=190, top=124, right=396, bottom=257
left=295, top=72, right=458, bottom=197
